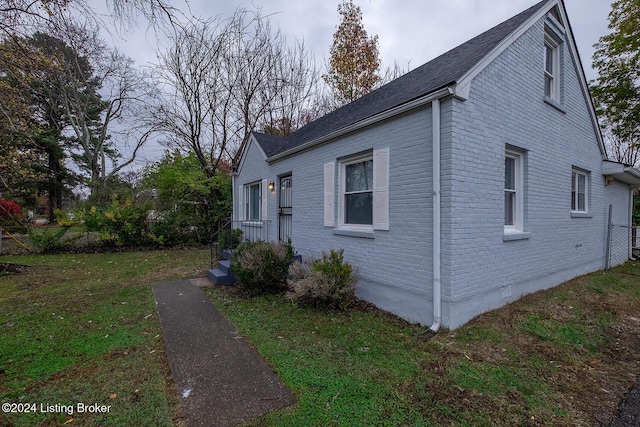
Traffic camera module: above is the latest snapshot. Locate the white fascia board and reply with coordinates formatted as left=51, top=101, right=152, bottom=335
left=236, top=133, right=268, bottom=175
left=557, top=2, right=608, bottom=159
left=454, top=0, right=556, bottom=100
left=454, top=0, right=606, bottom=159
left=266, top=87, right=454, bottom=164
left=603, top=160, right=640, bottom=187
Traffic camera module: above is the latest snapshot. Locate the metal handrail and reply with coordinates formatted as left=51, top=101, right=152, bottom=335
left=209, top=218, right=271, bottom=268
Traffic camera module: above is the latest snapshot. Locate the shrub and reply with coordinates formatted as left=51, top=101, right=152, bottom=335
left=286, top=249, right=358, bottom=310
left=0, top=199, right=24, bottom=225
left=27, top=227, right=81, bottom=253
left=54, top=209, right=79, bottom=227
left=148, top=210, right=197, bottom=246
left=231, top=240, right=294, bottom=296
left=82, top=200, right=152, bottom=247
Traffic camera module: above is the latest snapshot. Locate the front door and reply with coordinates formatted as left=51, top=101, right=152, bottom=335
left=278, top=176, right=292, bottom=243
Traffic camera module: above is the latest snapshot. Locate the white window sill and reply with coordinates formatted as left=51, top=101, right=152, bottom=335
left=333, top=229, right=375, bottom=239
left=570, top=211, right=592, bottom=218
left=544, top=96, right=566, bottom=113
left=503, top=231, right=531, bottom=242
left=239, top=221, right=265, bottom=227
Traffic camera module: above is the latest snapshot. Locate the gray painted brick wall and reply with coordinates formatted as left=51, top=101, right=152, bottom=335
left=236, top=107, right=436, bottom=325
left=235, top=12, right=633, bottom=329
left=443, top=16, right=632, bottom=328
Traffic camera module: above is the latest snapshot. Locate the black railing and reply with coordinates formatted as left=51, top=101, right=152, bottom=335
left=209, top=218, right=271, bottom=268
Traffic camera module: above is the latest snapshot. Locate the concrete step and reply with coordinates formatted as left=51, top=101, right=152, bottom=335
left=217, top=259, right=232, bottom=275
left=206, top=268, right=236, bottom=285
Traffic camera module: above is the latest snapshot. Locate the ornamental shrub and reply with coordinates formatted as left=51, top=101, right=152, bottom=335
left=286, top=249, right=358, bottom=310
left=0, top=199, right=24, bottom=225
left=231, top=240, right=294, bottom=296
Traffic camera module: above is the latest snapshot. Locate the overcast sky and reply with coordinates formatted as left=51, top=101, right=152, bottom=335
left=102, top=0, right=611, bottom=82
left=91, top=0, right=612, bottom=166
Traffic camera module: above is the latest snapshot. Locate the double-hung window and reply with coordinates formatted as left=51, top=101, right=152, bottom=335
left=543, top=25, right=564, bottom=108
left=324, top=148, right=390, bottom=232
left=571, top=169, right=588, bottom=213
left=504, top=150, right=524, bottom=232
left=244, top=182, right=262, bottom=221
left=544, top=32, right=560, bottom=102
left=344, top=158, right=374, bottom=226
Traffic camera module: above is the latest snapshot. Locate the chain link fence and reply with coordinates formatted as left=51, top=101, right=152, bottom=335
left=605, top=204, right=637, bottom=269
left=607, top=224, right=634, bottom=268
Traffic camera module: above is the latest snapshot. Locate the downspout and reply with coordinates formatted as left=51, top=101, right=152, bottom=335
left=430, top=98, right=442, bottom=332
left=630, top=188, right=636, bottom=261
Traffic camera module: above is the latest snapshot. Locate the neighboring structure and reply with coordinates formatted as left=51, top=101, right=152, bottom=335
left=231, top=0, right=640, bottom=329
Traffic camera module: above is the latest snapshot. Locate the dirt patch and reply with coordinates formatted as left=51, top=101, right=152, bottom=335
left=0, top=263, right=29, bottom=276
left=611, top=377, right=640, bottom=426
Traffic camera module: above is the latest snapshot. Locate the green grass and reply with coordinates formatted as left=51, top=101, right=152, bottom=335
left=206, top=264, right=640, bottom=426
left=2, top=251, right=640, bottom=426
left=0, top=249, right=209, bottom=426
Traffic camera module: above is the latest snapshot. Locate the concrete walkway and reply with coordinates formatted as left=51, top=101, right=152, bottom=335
left=152, top=280, right=296, bottom=427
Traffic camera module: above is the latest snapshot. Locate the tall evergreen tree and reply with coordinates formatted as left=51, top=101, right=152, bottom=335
left=323, top=0, right=381, bottom=107
left=0, top=34, right=77, bottom=215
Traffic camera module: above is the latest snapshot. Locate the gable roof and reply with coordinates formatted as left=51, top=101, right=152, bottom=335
left=252, top=0, right=552, bottom=161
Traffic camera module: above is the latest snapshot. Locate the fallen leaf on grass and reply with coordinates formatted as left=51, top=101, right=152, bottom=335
left=64, top=418, right=73, bottom=424
left=109, top=393, right=117, bottom=399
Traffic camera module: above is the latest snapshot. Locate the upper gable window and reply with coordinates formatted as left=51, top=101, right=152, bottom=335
left=544, top=33, right=560, bottom=101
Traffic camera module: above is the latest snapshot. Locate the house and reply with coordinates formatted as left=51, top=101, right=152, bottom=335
left=229, top=0, right=640, bottom=330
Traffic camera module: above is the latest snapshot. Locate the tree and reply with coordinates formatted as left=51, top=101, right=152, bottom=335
left=0, top=33, right=73, bottom=214
left=47, top=19, right=160, bottom=202
left=591, top=0, right=640, bottom=166
left=323, top=0, right=381, bottom=107
left=155, top=10, right=321, bottom=175
left=140, top=150, right=232, bottom=241
left=0, top=0, right=181, bottom=39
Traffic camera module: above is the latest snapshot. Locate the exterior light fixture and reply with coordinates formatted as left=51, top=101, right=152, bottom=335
left=268, top=182, right=275, bottom=192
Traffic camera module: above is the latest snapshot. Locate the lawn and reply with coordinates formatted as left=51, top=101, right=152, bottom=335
left=1, top=250, right=639, bottom=426
left=206, top=263, right=640, bottom=426
left=0, top=249, right=210, bottom=426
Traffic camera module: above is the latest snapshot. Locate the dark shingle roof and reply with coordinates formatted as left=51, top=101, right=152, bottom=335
left=253, top=0, right=548, bottom=159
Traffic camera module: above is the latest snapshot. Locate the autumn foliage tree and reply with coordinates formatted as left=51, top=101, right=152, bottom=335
left=591, top=0, right=640, bottom=165
left=323, top=0, right=381, bottom=107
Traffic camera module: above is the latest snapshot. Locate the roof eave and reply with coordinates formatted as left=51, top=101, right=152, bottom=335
left=235, top=133, right=268, bottom=174
left=266, top=86, right=455, bottom=163
left=603, top=160, right=640, bottom=187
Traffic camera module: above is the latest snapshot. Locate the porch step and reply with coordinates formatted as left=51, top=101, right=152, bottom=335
left=207, top=252, right=236, bottom=285
left=207, top=266, right=236, bottom=285
left=217, top=259, right=232, bottom=275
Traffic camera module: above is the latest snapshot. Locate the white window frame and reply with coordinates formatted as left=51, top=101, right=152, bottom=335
left=544, top=33, right=560, bottom=101
left=571, top=169, right=589, bottom=213
left=339, top=152, right=374, bottom=231
left=504, top=150, right=524, bottom=233
left=243, top=181, right=263, bottom=222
